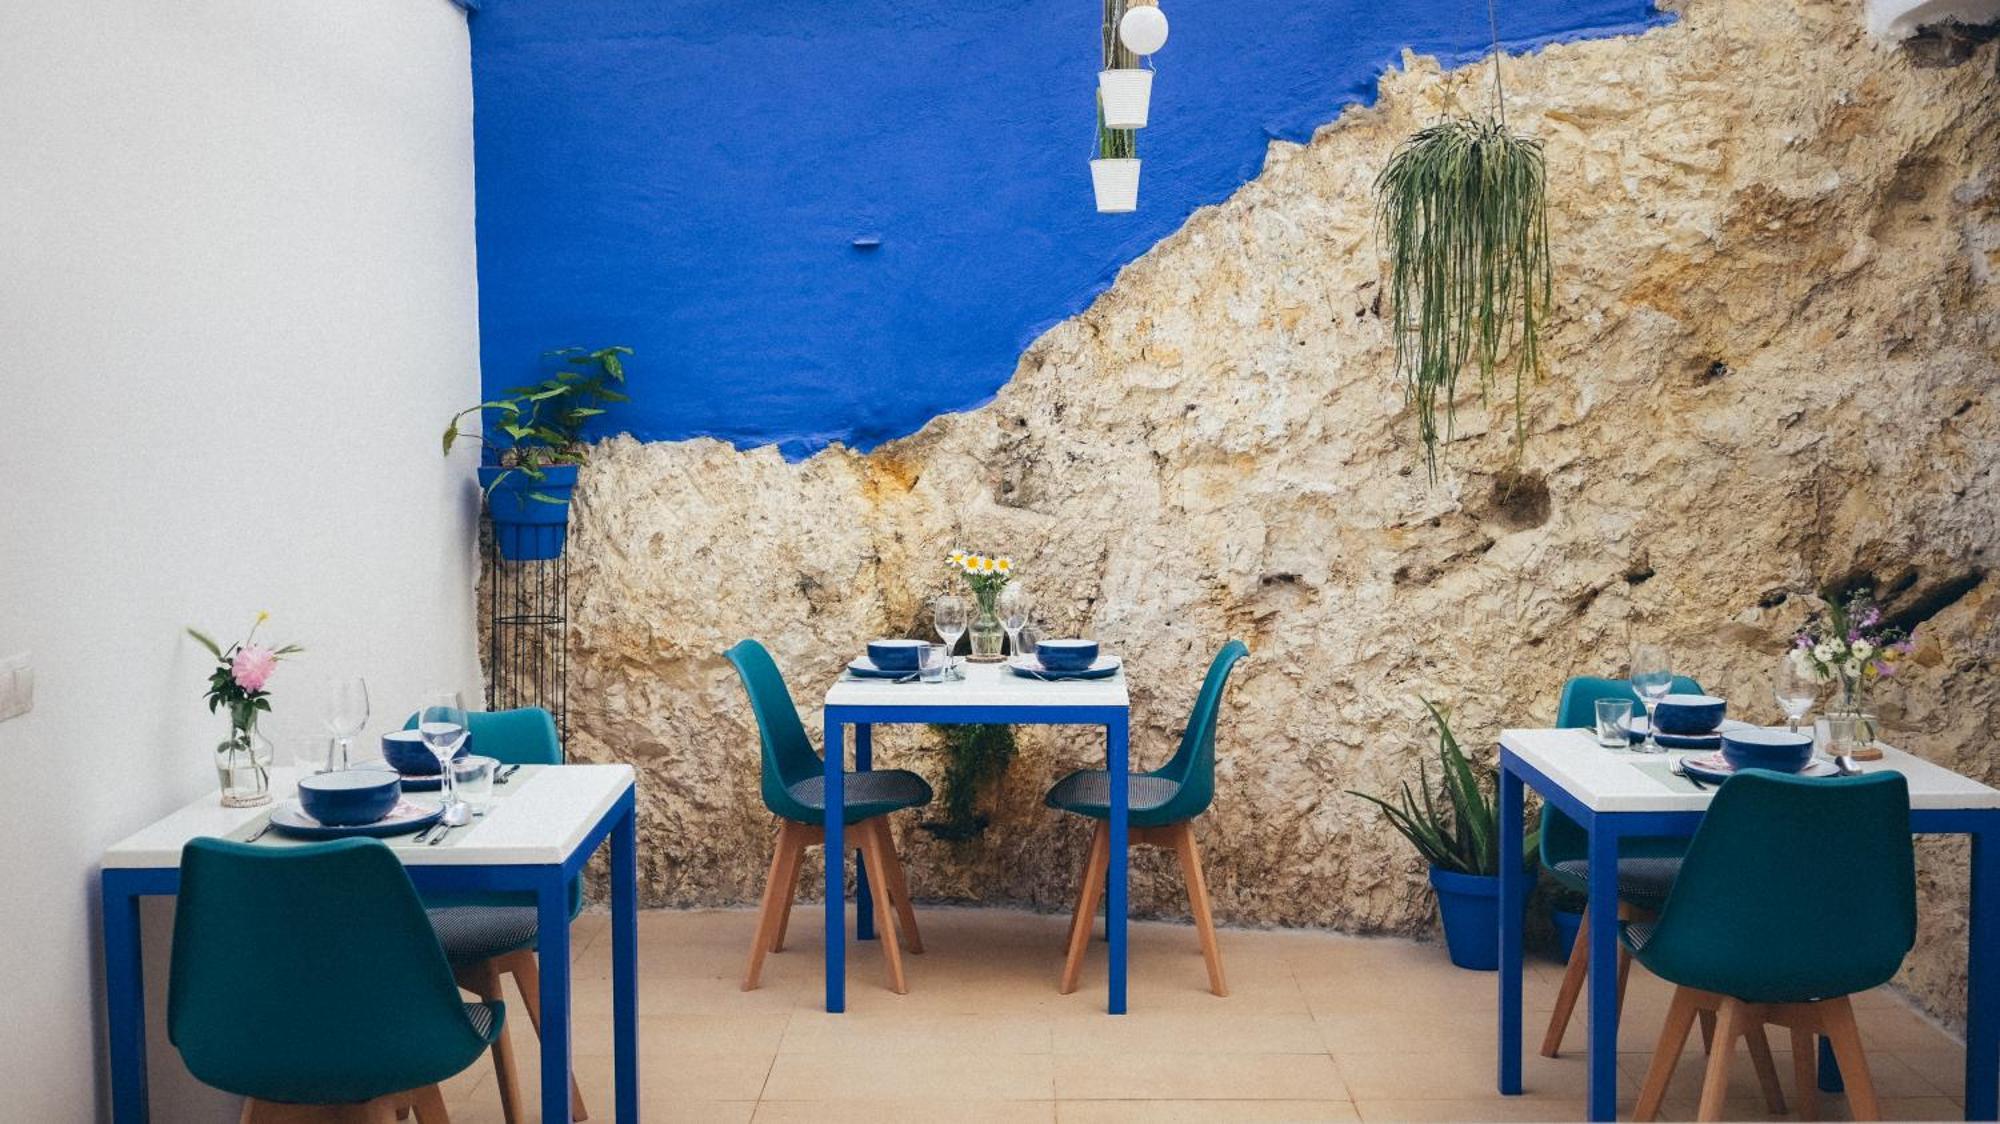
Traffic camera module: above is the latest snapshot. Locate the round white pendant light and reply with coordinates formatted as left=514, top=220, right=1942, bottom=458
left=1118, top=5, right=1170, bottom=55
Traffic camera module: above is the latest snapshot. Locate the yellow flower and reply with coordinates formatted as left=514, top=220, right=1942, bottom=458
left=979, top=557, right=995, bottom=573
left=947, top=552, right=965, bottom=567
left=995, top=558, right=1012, bottom=574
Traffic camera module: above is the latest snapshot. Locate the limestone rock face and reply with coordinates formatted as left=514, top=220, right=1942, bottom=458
left=550, top=0, right=1999, bottom=1028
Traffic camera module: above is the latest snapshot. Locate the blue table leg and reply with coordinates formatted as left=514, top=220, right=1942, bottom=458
left=1967, top=826, right=1998, bottom=1120
left=103, top=872, right=148, bottom=1124
left=1107, top=713, right=1129, bottom=1015
left=538, top=871, right=574, bottom=1123
left=1586, top=815, right=1621, bottom=1122
left=1497, top=762, right=1525, bottom=1096
left=611, top=793, right=640, bottom=1123
left=855, top=723, right=875, bottom=942
left=824, top=716, right=846, bottom=1013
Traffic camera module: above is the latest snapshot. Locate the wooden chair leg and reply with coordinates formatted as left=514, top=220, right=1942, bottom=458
left=873, top=820, right=924, bottom=954
left=405, top=1085, right=449, bottom=1124
left=1819, top=996, right=1881, bottom=1121
left=1696, top=997, right=1747, bottom=1122
left=771, top=826, right=808, bottom=954
left=453, top=961, right=524, bottom=1124
left=1698, top=1008, right=1717, bottom=1053
left=1542, top=914, right=1590, bottom=1058
left=1633, top=985, right=1704, bottom=1122
left=1744, top=1021, right=1788, bottom=1115
left=1167, top=822, right=1228, bottom=997
left=855, top=820, right=908, bottom=994
left=1790, top=1025, right=1819, bottom=1121
left=1059, top=821, right=1110, bottom=995
left=502, top=949, right=589, bottom=1122
left=745, top=821, right=805, bottom=988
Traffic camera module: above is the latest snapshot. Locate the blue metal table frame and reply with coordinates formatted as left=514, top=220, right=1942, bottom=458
left=1497, top=747, right=2000, bottom=1121
left=820, top=698, right=1131, bottom=1014
left=101, top=783, right=641, bottom=1124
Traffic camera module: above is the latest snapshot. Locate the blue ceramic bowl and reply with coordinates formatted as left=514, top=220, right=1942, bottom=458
left=1036, top=639, right=1100, bottom=671
left=1654, top=694, right=1727, bottom=735
left=1719, top=728, right=1815, bottom=774
left=866, top=639, right=928, bottom=672
left=381, top=729, right=469, bottom=776
left=297, top=768, right=402, bottom=826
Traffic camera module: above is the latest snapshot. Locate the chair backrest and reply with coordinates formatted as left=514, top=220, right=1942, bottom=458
left=402, top=706, right=562, bottom=766
left=724, top=639, right=824, bottom=818
left=1638, top=770, right=1915, bottom=1001
left=1149, top=640, right=1249, bottom=822
left=1541, top=674, right=1705, bottom=868
left=168, top=838, right=488, bottom=1105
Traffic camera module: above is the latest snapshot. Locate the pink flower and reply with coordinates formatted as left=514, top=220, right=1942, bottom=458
left=231, top=645, right=278, bottom=692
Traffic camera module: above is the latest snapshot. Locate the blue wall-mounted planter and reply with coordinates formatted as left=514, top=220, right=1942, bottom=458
left=469, top=1, right=1671, bottom=459
left=478, top=463, right=578, bottom=562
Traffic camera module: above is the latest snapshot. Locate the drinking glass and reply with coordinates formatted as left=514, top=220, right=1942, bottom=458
left=417, top=691, right=469, bottom=814
left=1594, top=698, right=1633, bottom=749
left=1629, top=644, right=1673, bottom=753
left=290, top=736, right=334, bottom=778
left=322, top=677, right=370, bottom=773
left=452, top=755, right=498, bottom=815
left=999, top=585, right=1032, bottom=659
left=1774, top=654, right=1816, bottom=733
left=919, top=644, right=949, bottom=684
left=934, top=594, right=968, bottom=667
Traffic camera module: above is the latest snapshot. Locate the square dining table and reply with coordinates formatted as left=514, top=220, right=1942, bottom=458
left=100, top=763, right=639, bottom=1124
left=820, top=659, right=1131, bottom=1013
left=1496, top=729, right=2000, bottom=1122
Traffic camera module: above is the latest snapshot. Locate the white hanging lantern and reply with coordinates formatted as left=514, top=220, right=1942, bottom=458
left=1090, top=158, right=1141, bottom=213
left=1119, top=4, right=1170, bottom=55
left=1097, top=67, right=1153, bottom=129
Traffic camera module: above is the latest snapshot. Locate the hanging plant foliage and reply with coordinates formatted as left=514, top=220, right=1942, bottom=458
left=1375, top=10, right=1552, bottom=480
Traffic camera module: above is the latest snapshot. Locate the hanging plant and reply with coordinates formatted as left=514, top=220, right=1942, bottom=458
left=1091, top=95, right=1140, bottom=213
left=1375, top=2, right=1552, bottom=480
left=920, top=724, right=1018, bottom=841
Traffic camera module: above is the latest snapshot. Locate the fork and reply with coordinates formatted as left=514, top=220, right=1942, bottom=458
left=1671, top=759, right=1708, bottom=791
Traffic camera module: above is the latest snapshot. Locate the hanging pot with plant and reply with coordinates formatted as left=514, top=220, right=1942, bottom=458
left=443, top=345, right=632, bottom=562
left=1375, top=0, right=1552, bottom=479
left=1097, top=0, right=1154, bottom=129
left=1091, top=96, right=1140, bottom=213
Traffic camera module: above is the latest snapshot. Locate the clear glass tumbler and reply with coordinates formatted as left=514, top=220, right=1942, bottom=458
left=451, top=755, right=498, bottom=815
left=1594, top=699, right=1634, bottom=748
left=919, top=644, right=949, bottom=683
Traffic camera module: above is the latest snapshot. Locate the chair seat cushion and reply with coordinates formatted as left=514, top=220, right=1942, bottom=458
left=1043, top=769, right=1186, bottom=828
left=429, top=906, right=539, bottom=964
left=784, top=768, right=934, bottom=825
left=1550, top=856, right=1681, bottom=911
left=1622, top=920, right=1657, bottom=955
left=463, top=1000, right=504, bottom=1043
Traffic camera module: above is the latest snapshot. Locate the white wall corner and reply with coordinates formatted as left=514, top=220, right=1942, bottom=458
left=1867, top=0, right=2000, bottom=39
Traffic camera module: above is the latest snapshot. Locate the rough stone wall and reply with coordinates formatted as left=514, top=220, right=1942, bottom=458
left=553, top=0, right=2000, bottom=1028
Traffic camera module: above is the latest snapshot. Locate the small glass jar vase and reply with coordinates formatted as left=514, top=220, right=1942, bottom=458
left=1827, top=675, right=1883, bottom=761
left=215, top=713, right=274, bottom=807
left=968, top=594, right=1007, bottom=662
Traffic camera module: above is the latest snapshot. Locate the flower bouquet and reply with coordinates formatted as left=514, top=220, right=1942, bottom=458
left=1790, top=590, right=1912, bottom=759
left=946, top=551, right=1014, bottom=661
left=188, top=613, right=302, bottom=806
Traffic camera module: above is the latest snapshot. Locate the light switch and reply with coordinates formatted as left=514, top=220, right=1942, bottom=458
left=0, top=653, right=31, bottom=722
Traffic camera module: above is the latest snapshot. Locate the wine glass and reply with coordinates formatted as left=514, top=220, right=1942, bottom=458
left=1774, top=653, right=1817, bottom=734
left=418, top=690, right=470, bottom=820
left=1629, top=644, right=1673, bottom=754
left=934, top=594, right=968, bottom=677
left=322, top=677, right=370, bottom=772
left=999, top=585, right=1032, bottom=659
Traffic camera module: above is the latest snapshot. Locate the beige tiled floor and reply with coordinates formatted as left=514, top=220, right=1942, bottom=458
left=441, top=906, right=1967, bottom=1122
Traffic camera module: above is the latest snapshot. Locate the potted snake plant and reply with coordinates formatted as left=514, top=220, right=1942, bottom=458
left=1349, top=699, right=1538, bottom=970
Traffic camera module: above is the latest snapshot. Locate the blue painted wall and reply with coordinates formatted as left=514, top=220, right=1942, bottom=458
left=470, top=0, right=1667, bottom=457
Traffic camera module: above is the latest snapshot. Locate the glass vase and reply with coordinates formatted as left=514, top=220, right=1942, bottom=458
left=215, top=714, right=274, bottom=807
left=1828, top=674, right=1882, bottom=761
left=968, top=592, right=1006, bottom=662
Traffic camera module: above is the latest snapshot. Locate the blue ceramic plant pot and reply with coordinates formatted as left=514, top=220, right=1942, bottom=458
left=298, top=768, right=401, bottom=826
left=1654, top=694, right=1727, bottom=735
left=479, top=462, right=578, bottom=562
left=381, top=729, right=470, bottom=776
left=1720, top=727, right=1814, bottom=774
left=866, top=639, right=927, bottom=671
left=1551, top=907, right=1584, bottom=963
left=1429, top=866, right=1517, bottom=971
left=1036, top=639, right=1099, bottom=671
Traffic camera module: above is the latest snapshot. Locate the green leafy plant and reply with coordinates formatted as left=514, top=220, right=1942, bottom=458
left=921, top=724, right=1017, bottom=842
left=1095, top=94, right=1135, bottom=161
left=1375, top=4, right=1552, bottom=480
left=1095, top=0, right=1137, bottom=161
left=1347, top=698, right=1536, bottom=876
left=442, top=345, right=632, bottom=499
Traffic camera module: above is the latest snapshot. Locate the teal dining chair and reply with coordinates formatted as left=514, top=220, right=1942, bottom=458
left=726, top=638, right=935, bottom=994
left=168, top=837, right=501, bottom=1123
left=1540, top=674, right=1705, bottom=1058
left=405, top=706, right=584, bottom=1124
left=1046, top=640, right=1248, bottom=997
left=1629, top=770, right=1914, bottom=1122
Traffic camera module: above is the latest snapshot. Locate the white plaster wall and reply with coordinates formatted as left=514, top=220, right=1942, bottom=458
left=0, top=2, right=482, bottom=1118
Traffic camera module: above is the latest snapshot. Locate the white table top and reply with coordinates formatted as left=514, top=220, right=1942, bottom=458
left=824, top=658, right=1129, bottom=711
left=102, top=763, right=635, bottom=870
left=1501, top=727, right=2000, bottom=813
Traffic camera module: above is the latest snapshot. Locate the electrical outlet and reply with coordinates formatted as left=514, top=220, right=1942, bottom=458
left=0, top=653, right=31, bottom=722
